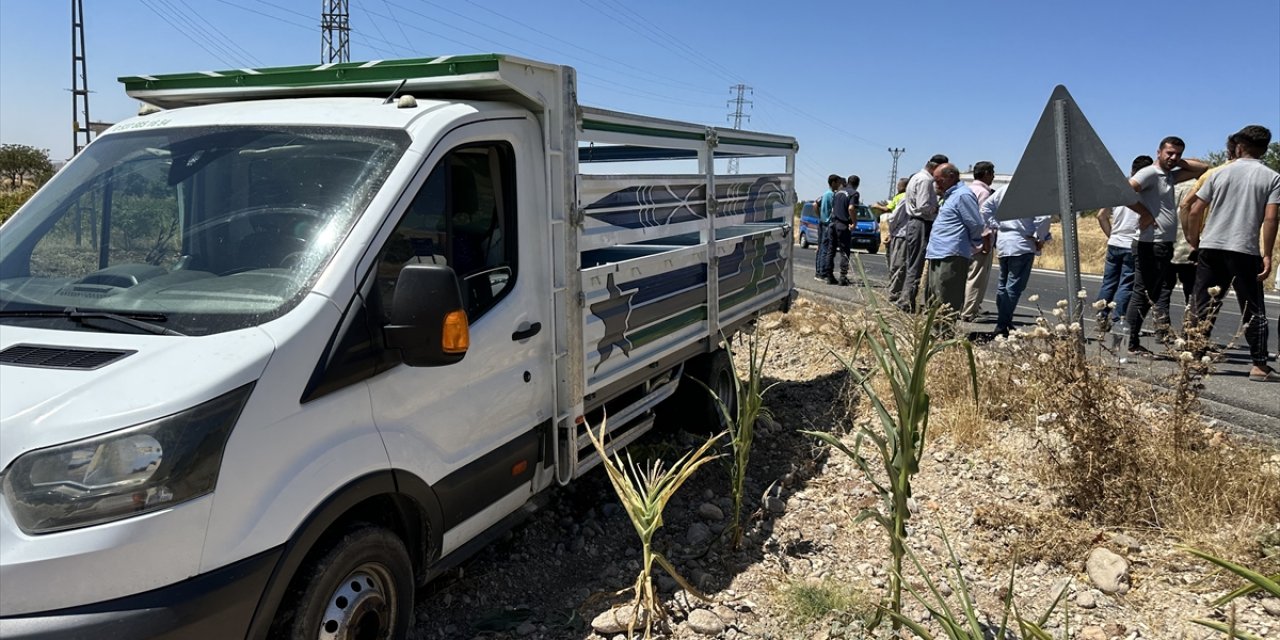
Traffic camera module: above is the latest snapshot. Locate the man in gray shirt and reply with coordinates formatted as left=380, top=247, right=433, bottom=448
left=1123, top=136, right=1208, bottom=356
left=1185, top=125, right=1280, bottom=382
left=890, top=153, right=948, bottom=312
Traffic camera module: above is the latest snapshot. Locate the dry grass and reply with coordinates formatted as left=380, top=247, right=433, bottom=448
left=834, top=293, right=1280, bottom=566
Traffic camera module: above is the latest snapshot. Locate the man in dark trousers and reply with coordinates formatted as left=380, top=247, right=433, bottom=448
left=814, top=174, right=844, bottom=282
left=1185, top=125, right=1280, bottom=382
left=825, top=175, right=860, bottom=285
left=893, top=154, right=949, bottom=312
left=1123, top=136, right=1208, bottom=356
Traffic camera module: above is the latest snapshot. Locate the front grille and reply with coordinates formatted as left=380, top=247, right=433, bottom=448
left=0, top=344, right=135, bottom=370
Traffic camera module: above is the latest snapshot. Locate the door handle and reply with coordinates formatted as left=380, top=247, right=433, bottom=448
left=511, top=322, right=542, bottom=341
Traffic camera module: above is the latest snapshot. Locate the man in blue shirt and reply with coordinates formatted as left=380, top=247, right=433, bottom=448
left=924, top=163, right=986, bottom=318
left=814, top=174, right=844, bottom=282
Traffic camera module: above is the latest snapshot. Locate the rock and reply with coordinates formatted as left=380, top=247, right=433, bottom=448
left=1075, top=590, right=1098, bottom=610
left=687, top=522, right=713, bottom=546
left=687, top=609, right=726, bottom=635
left=712, top=604, right=738, bottom=623
left=699, top=502, right=725, bottom=521
left=765, top=496, right=786, bottom=515
left=591, top=608, right=644, bottom=635
left=1078, top=626, right=1107, bottom=640
left=1086, top=547, right=1130, bottom=594
left=1110, top=533, right=1142, bottom=553
left=516, top=621, right=537, bottom=636
left=1262, top=598, right=1280, bottom=617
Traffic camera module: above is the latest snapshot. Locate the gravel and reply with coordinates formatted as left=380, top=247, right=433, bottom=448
left=407, top=296, right=1278, bottom=639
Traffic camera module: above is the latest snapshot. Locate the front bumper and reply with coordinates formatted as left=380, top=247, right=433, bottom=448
left=0, top=547, right=280, bottom=640
left=850, top=234, right=879, bottom=248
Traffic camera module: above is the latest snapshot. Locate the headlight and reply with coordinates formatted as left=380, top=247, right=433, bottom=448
left=2, top=383, right=253, bottom=534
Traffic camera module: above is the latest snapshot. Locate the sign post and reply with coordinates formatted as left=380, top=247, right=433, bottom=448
left=997, top=85, right=1136, bottom=328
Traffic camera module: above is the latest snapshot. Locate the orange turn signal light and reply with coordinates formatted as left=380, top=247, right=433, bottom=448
left=442, top=309, right=469, bottom=354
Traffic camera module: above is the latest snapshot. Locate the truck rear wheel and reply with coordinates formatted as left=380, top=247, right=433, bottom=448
left=659, top=348, right=737, bottom=433
left=273, top=524, right=414, bottom=640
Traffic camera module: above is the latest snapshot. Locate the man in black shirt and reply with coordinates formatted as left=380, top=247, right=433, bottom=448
left=826, top=175, right=861, bottom=285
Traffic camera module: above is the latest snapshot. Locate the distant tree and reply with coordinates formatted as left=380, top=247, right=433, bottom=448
left=1203, top=141, right=1280, bottom=171
left=0, top=144, right=54, bottom=189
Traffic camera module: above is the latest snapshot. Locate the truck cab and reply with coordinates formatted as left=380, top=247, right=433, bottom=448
left=0, top=55, right=795, bottom=639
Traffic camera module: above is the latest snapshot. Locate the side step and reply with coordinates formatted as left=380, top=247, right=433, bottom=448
left=570, top=367, right=681, bottom=478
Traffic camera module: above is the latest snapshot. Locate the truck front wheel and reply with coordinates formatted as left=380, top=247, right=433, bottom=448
left=273, top=524, right=415, bottom=640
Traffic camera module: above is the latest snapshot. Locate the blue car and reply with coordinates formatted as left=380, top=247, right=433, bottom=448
left=797, top=201, right=880, bottom=254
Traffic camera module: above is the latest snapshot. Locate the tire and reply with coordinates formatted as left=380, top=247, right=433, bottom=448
left=799, top=234, right=810, bottom=249
left=867, top=242, right=879, bottom=255
left=657, top=348, right=737, bottom=433
left=272, top=524, right=414, bottom=640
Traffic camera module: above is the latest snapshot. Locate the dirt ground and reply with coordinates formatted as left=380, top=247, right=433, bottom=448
left=409, top=296, right=1280, bottom=640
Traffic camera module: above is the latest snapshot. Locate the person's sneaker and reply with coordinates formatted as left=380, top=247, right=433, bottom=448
left=838, top=277, right=850, bottom=286
left=825, top=276, right=840, bottom=285
left=813, top=275, right=827, bottom=282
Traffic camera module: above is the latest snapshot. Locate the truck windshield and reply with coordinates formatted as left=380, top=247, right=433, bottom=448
left=0, top=125, right=408, bottom=336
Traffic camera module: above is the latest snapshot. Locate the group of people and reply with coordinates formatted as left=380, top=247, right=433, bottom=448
left=814, top=125, right=1278, bottom=381
left=1094, top=127, right=1279, bottom=382
left=875, top=154, right=1051, bottom=337
left=812, top=173, right=862, bottom=286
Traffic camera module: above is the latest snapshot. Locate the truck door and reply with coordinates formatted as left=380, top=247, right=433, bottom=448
left=367, top=117, right=552, bottom=555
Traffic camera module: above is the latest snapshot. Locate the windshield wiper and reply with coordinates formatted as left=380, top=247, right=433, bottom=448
left=0, top=308, right=185, bottom=336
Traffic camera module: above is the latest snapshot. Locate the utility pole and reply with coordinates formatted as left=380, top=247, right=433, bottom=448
left=321, top=0, right=351, bottom=64
left=887, top=147, right=906, bottom=198
left=71, top=0, right=92, bottom=156
left=726, top=83, right=752, bottom=174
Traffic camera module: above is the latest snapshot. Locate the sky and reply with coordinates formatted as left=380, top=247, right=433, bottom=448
left=2, top=0, right=1278, bottom=200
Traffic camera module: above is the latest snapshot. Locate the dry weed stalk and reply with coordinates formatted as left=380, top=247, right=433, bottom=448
left=984, top=309, right=1280, bottom=551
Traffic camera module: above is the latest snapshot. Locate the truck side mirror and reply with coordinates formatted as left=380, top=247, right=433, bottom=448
left=383, top=264, right=469, bottom=367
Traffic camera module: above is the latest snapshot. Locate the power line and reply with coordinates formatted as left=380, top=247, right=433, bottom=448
left=171, top=0, right=263, bottom=66
left=216, top=0, right=403, bottom=60
left=141, top=0, right=240, bottom=68
left=379, top=0, right=415, bottom=54
left=455, top=0, right=720, bottom=95
left=352, top=0, right=409, bottom=57
left=157, top=0, right=253, bottom=67
left=365, top=3, right=719, bottom=111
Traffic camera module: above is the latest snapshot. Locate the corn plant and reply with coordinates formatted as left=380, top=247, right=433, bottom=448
left=701, top=333, right=778, bottom=551
left=885, top=527, right=1068, bottom=639
left=585, top=417, right=721, bottom=638
left=803, top=269, right=977, bottom=630
left=1183, top=545, right=1279, bottom=640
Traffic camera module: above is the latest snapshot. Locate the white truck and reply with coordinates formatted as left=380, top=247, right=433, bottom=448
left=0, top=54, right=796, bottom=639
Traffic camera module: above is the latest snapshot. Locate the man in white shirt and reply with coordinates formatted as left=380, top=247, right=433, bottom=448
left=1094, top=155, right=1153, bottom=323
left=891, top=153, right=949, bottom=312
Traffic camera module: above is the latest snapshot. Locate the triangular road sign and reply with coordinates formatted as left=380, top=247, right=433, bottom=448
left=996, top=85, right=1134, bottom=221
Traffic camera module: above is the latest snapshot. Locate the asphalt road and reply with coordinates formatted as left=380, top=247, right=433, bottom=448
left=790, top=243, right=1280, bottom=437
